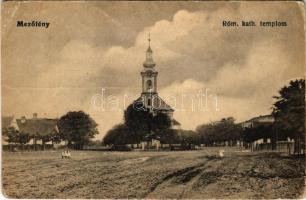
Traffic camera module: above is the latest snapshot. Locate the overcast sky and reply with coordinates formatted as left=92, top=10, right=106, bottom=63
left=2, top=1, right=304, bottom=139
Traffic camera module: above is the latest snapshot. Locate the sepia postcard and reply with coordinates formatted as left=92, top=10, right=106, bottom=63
left=1, top=1, right=305, bottom=199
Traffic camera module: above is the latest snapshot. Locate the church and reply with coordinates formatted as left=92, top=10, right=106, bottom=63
left=136, top=36, right=181, bottom=129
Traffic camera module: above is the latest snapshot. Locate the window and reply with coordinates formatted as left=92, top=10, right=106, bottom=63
left=146, top=80, right=152, bottom=91
left=148, top=98, right=151, bottom=106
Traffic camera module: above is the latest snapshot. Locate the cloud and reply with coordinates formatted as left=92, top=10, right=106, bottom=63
left=35, top=5, right=303, bottom=91
left=157, top=39, right=302, bottom=130
left=208, top=40, right=292, bottom=98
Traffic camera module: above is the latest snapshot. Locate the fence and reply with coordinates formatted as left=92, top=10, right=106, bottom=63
left=251, top=141, right=305, bottom=155
left=2, top=144, right=56, bottom=151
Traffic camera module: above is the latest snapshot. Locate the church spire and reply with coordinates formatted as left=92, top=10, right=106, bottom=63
left=148, top=32, right=151, bottom=48
left=143, top=32, right=155, bottom=68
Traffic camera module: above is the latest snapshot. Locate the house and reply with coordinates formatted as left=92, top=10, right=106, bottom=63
left=15, top=113, right=60, bottom=149
left=241, top=115, right=275, bottom=151
left=241, top=115, right=274, bottom=129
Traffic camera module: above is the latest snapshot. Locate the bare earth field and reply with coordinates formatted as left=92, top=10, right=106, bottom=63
left=2, top=148, right=305, bottom=199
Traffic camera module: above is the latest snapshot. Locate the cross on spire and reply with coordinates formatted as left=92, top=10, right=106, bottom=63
left=146, top=31, right=153, bottom=53
left=148, top=32, right=151, bottom=47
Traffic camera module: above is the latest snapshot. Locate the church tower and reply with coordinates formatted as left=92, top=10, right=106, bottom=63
left=140, top=34, right=158, bottom=111
left=136, top=34, right=181, bottom=129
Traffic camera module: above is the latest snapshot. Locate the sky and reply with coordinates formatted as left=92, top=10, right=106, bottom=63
left=2, top=1, right=305, bottom=139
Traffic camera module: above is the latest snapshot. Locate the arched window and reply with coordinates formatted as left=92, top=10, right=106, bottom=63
left=146, top=80, right=152, bottom=91
left=148, top=98, right=151, bottom=106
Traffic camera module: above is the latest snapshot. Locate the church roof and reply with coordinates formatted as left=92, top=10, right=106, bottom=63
left=152, top=96, right=174, bottom=112
left=172, top=119, right=181, bottom=125
left=16, top=118, right=58, bottom=136
left=143, top=60, right=156, bottom=68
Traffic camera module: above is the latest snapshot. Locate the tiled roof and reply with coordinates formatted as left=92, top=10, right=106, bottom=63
left=16, top=118, right=58, bottom=136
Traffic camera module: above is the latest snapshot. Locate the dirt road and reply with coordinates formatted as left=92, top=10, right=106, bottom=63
left=2, top=148, right=305, bottom=199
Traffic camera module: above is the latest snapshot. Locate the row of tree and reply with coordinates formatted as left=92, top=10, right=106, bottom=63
left=103, top=104, right=245, bottom=147
left=103, top=113, right=243, bottom=147
left=243, top=79, right=304, bottom=154
left=103, top=79, right=305, bottom=154
left=195, top=79, right=305, bottom=154
left=196, top=117, right=242, bottom=146
left=103, top=101, right=178, bottom=145
left=3, top=127, right=63, bottom=151
left=4, top=79, right=303, bottom=152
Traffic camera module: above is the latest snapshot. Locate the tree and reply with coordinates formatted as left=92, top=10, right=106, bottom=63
left=124, top=101, right=174, bottom=143
left=41, top=135, right=52, bottom=150
left=58, top=111, right=98, bottom=149
left=196, top=117, right=242, bottom=146
left=3, top=127, right=19, bottom=151
left=51, top=133, right=62, bottom=145
left=272, top=79, right=305, bottom=154
left=180, top=130, right=200, bottom=145
left=3, top=128, right=31, bottom=151
left=87, top=140, right=102, bottom=146
left=152, top=112, right=172, bottom=134
left=3, top=127, right=18, bottom=144
left=100, top=100, right=178, bottom=146
left=103, top=124, right=132, bottom=145
left=18, top=132, right=31, bottom=150
left=124, top=101, right=152, bottom=143
left=158, top=129, right=180, bottom=144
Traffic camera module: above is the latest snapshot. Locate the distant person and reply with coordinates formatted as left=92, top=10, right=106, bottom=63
left=61, top=150, right=66, bottom=159
left=219, top=149, right=225, bottom=158
left=67, top=150, right=71, bottom=159
left=61, top=149, right=71, bottom=159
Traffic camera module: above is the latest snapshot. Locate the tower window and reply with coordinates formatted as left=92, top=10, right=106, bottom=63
left=146, top=80, right=152, bottom=91
left=148, top=98, right=151, bottom=106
